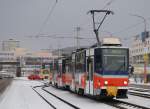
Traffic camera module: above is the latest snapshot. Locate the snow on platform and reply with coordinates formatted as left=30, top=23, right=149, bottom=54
left=0, top=77, right=52, bottom=109
left=0, top=77, right=116, bottom=109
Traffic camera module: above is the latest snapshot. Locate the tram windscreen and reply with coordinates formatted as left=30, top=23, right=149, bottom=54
left=102, top=48, right=128, bottom=72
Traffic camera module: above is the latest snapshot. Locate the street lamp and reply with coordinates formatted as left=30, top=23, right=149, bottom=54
left=130, top=14, right=147, bottom=34
left=130, top=14, right=148, bottom=83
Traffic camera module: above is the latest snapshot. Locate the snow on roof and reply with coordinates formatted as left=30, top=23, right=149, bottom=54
left=102, top=37, right=121, bottom=45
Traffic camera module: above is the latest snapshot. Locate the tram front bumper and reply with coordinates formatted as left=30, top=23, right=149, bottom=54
left=96, top=86, right=128, bottom=98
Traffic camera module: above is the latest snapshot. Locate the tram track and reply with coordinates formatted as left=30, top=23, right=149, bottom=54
left=129, top=84, right=150, bottom=90
left=128, top=91, right=150, bottom=99
left=42, top=87, right=80, bottom=109
left=32, top=85, right=80, bottom=109
left=110, top=99, right=150, bottom=109
left=128, top=88, right=150, bottom=99
left=32, top=87, right=56, bottom=109
left=129, top=87, right=150, bottom=92
left=33, top=82, right=150, bottom=109
left=44, top=84, right=150, bottom=109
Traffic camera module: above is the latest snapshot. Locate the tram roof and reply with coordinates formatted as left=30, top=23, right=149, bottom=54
left=73, top=46, right=128, bottom=53
left=94, top=46, right=129, bottom=49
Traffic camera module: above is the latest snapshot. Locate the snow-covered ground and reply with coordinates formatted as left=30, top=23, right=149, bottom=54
left=0, top=77, right=116, bottom=109
left=44, top=87, right=116, bottom=109
left=120, top=94, right=150, bottom=107
left=1, top=77, right=149, bottom=109
left=0, top=77, right=52, bottom=109
left=129, top=77, right=150, bottom=86
left=129, top=81, right=150, bottom=94
left=35, top=87, right=75, bottom=109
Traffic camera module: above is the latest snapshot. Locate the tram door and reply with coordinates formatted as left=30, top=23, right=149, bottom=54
left=86, top=56, right=94, bottom=95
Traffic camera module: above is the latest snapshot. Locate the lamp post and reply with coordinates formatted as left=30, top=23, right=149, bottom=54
left=130, top=14, right=148, bottom=83
left=130, top=14, right=146, bottom=34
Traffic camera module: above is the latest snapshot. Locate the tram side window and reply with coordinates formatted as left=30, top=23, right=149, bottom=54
left=95, top=49, right=102, bottom=73
left=75, top=52, right=85, bottom=73
left=71, top=62, right=75, bottom=73
left=65, top=65, right=69, bottom=73
left=76, top=63, right=84, bottom=73
left=54, top=61, right=59, bottom=73
left=62, top=60, right=66, bottom=73
left=66, top=59, right=72, bottom=73
left=69, top=62, right=73, bottom=73
left=69, top=60, right=75, bottom=75
left=68, top=62, right=72, bottom=73
left=50, top=63, right=53, bottom=71
left=58, top=63, right=62, bottom=75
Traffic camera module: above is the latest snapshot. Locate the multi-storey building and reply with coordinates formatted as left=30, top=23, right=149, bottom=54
left=0, top=51, right=16, bottom=75
left=130, top=31, right=150, bottom=83
left=21, top=51, right=58, bottom=76
left=130, top=31, right=150, bottom=64
left=2, top=39, right=20, bottom=51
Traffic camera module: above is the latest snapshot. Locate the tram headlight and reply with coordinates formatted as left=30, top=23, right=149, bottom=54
left=104, top=81, right=108, bottom=85
left=124, top=81, right=127, bottom=85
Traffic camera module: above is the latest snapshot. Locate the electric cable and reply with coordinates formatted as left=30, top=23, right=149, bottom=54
left=37, top=0, right=58, bottom=37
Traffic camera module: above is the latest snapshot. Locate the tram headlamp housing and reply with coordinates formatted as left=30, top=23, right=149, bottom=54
left=104, top=81, right=108, bottom=85
left=124, top=81, right=127, bottom=85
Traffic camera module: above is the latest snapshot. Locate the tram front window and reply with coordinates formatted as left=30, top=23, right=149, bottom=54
left=103, top=55, right=126, bottom=72
left=102, top=49, right=128, bottom=72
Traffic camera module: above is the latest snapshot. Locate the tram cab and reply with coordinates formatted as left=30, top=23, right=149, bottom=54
left=75, top=37, right=129, bottom=98
left=86, top=38, right=129, bottom=98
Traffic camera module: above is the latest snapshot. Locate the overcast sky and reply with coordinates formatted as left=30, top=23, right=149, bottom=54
left=0, top=0, right=150, bottom=51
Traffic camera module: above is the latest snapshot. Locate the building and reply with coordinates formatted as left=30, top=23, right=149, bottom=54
left=2, top=39, right=20, bottom=51
left=130, top=31, right=150, bottom=64
left=130, top=31, right=150, bottom=82
left=20, top=50, right=57, bottom=76
left=0, top=51, right=17, bottom=75
left=0, top=51, right=16, bottom=62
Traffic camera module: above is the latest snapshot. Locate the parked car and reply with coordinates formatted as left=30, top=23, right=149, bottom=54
left=28, top=74, right=43, bottom=80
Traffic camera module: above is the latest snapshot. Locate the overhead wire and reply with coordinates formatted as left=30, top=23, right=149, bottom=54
left=34, top=34, right=96, bottom=40
left=33, top=0, right=116, bottom=39
left=102, top=0, right=116, bottom=10
left=36, top=0, right=58, bottom=37
left=112, top=17, right=150, bottom=35
left=79, top=0, right=116, bottom=29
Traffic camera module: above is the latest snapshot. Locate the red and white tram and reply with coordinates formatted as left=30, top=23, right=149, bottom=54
left=50, top=38, right=129, bottom=99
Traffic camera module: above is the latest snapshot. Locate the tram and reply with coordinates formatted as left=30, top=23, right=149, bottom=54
left=39, top=64, right=50, bottom=79
left=50, top=37, right=129, bottom=99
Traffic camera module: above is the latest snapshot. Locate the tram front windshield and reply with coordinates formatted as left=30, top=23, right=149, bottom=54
left=102, top=48, right=128, bottom=72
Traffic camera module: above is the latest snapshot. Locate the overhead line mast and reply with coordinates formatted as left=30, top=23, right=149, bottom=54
left=88, top=10, right=114, bottom=46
